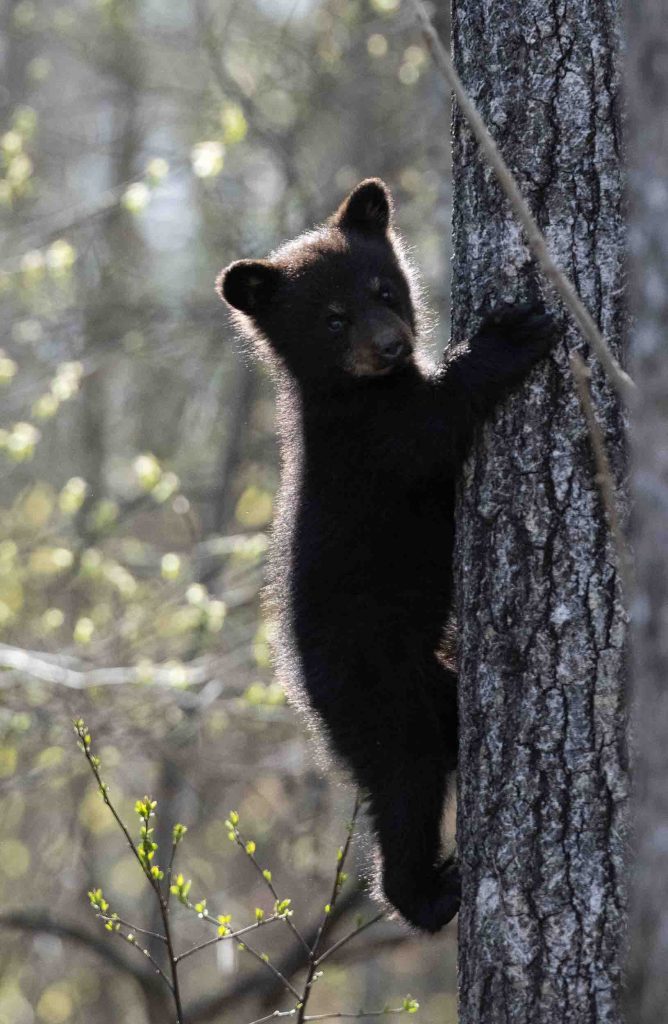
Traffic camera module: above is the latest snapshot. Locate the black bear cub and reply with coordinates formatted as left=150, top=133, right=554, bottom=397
left=218, top=179, right=553, bottom=932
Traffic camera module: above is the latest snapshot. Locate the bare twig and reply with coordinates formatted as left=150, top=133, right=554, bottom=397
left=302, top=1013, right=413, bottom=1021
left=243, top=1003, right=411, bottom=1019
left=115, top=927, right=173, bottom=990
left=246, top=1011, right=413, bottom=1024
left=302, top=1012, right=413, bottom=1021
left=74, top=728, right=390, bottom=1024
left=570, top=353, right=632, bottom=591
left=246, top=1014, right=296, bottom=1024
left=174, top=881, right=300, bottom=998
left=186, top=885, right=367, bottom=1024
left=313, top=793, right=363, bottom=955
left=166, top=840, right=179, bottom=907
left=410, top=0, right=635, bottom=402
left=315, top=911, right=385, bottom=967
left=77, top=728, right=153, bottom=881
left=175, top=916, right=279, bottom=964
left=231, top=824, right=311, bottom=956
left=237, top=938, right=303, bottom=1001
left=97, top=914, right=166, bottom=944
left=296, top=794, right=365, bottom=1024
left=76, top=725, right=185, bottom=1021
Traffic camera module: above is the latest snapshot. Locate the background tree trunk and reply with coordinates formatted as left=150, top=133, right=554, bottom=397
left=77, top=0, right=144, bottom=510
left=626, top=2, right=668, bottom=1021
left=451, top=3, right=629, bottom=1022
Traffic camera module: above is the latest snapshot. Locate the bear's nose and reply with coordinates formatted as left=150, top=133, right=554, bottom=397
left=377, top=338, right=407, bottom=364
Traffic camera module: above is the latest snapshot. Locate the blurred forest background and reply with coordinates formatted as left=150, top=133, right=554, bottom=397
left=0, top=0, right=457, bottom=1021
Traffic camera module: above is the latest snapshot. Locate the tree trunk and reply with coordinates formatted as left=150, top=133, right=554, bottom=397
left=625, top=2, right=668, bottom=1021
left=451, top=3, right=629, bottom=1022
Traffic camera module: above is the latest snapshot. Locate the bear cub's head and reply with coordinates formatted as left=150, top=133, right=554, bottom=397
left=217, top=180, right=421, bottom=387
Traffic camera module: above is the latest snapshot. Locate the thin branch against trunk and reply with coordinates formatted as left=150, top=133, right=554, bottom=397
left=451, top=2, right=629, bottom=1021
left=410, top=0, right=635, bottom=402
left=625, top=1, right=668, bottom=1021
left=570, top=353, right=632, bottom=593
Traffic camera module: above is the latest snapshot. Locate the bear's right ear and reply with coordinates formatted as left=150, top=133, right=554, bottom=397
left=216, top=259, right=282, bottom=317
left=331, top=178, right=393, bottom=235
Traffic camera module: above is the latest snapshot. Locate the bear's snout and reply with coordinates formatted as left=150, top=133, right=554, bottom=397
left=375, top=334, right=409, bottom=366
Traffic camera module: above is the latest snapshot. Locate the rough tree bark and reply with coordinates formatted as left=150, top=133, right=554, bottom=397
left=451, top=3, right=629, bottom=1022
left=626, top=2, right=668, bottom=1021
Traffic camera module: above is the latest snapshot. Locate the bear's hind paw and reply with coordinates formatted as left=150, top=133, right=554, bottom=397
left=386, top=858, right=461, bottom=934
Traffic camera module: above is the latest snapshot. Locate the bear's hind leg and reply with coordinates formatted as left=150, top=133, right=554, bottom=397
left=300, top=640, right=460, bottom=933
left=363, top=656, right=459, bottom=933
left=369, top=745, right=459, bottom=933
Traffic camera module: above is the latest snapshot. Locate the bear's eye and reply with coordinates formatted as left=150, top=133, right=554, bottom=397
left=326, top=314, right=346, bottom=333
left=379, top=284, right=396, bottom=304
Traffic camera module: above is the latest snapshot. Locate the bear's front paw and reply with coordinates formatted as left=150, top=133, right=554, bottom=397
left=477, top=301, right=556, bottom=357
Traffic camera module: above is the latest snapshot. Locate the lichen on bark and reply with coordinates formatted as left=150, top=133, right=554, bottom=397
left=451, top=3, right=629, bottom=1021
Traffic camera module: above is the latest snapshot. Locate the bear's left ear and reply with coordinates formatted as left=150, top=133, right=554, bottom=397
left=216, top=259, right=283, bottom=317
left=331, top=178, right=393, bottom=235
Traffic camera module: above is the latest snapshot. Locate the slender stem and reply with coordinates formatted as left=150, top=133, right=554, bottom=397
left=570, top=353, right=633, bottom=592
left=303, top=1013, right=410, bottom=1021
left=315, top=911, right=385, bottom=967
left=314, top=794, right=362, bottom=956
left=245, top=1012, right=296, bottom=1024
left=128, top=805, right=185, bottom=1020
left=77, top=728, right=185, bottom=1022
left=410, top=0, right=635, bottom=403
left=175, top=916, right=279, bottom=964
left=97, top=914, right=166, bottom=943
left=237, top=939, right=302, bottom=1001
left=157, top=894, right=185, bottom=1022
left=179, top=883, right=296, bottom=997
left=78, top=734, right=151, bottom=880
left=166, top=840, right=178, bottom=907
left=302, top=1011, right=410, bottom=1021
left=132, top=940, right=172, bottom=988
left=110, top=924, right=172, bottom=990
left=296, top=795, right=363, bottom=1024
left=234, top=829, right=311, bottom=955
left=245, top=1006, right=412, bottom=1024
